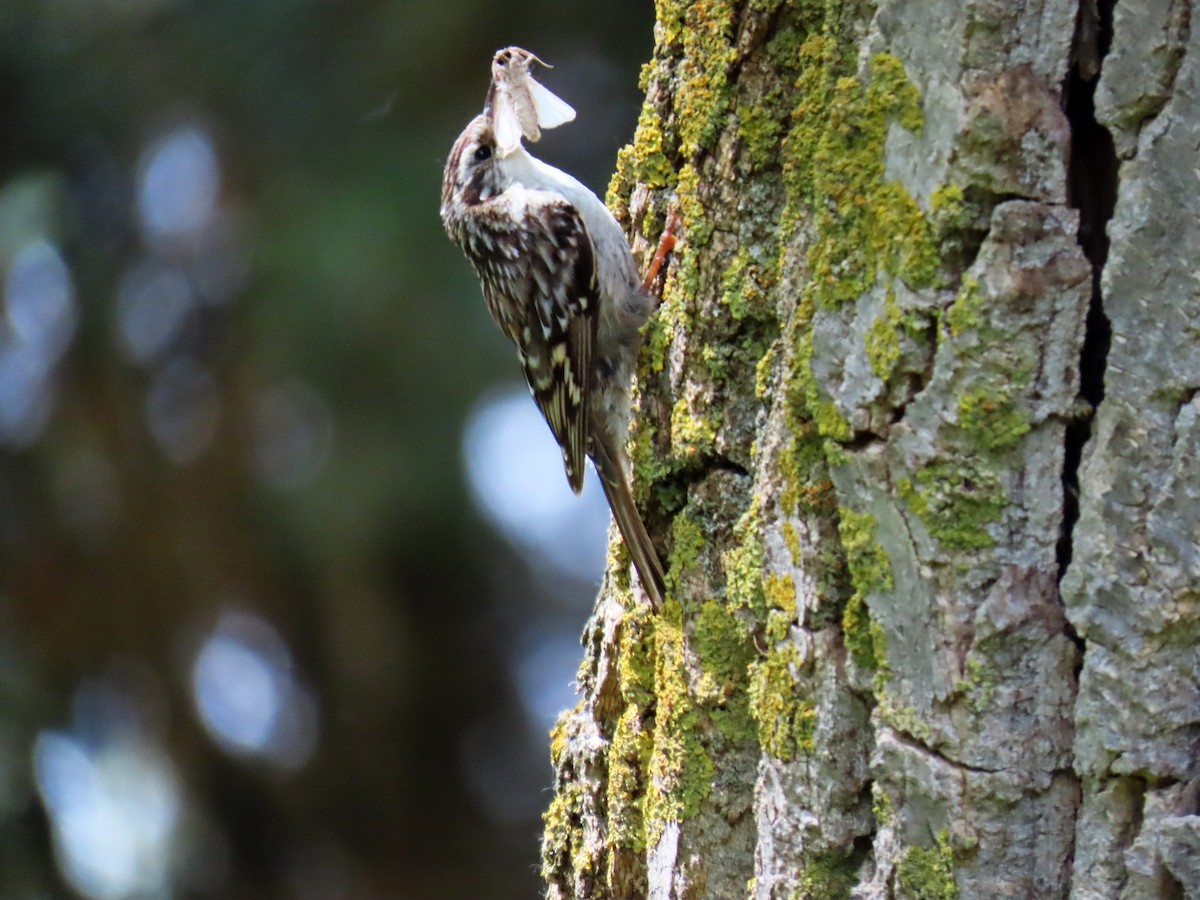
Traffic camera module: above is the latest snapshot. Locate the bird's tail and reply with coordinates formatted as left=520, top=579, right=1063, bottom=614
left=592, top=439, right=665, bottom=610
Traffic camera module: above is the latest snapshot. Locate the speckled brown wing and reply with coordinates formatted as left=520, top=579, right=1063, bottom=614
left=467, top=193, right=599, bottom=494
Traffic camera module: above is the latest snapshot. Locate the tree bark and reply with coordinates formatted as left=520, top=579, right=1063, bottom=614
left=542, top=1, right=1199, bottom=898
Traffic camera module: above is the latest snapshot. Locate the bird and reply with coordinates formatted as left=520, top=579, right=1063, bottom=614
left=440, top=89, right=666, bottom=609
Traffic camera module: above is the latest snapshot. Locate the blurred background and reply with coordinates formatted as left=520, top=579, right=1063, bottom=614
left=0, top=1, right=652, bottom=896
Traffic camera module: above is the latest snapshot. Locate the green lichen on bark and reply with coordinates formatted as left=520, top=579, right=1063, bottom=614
left=644, top=602, right=715, bottom=845
left=783, top=47, right=936, bottom=305
left=632, top=104, right=675, bottom=191
left=674, top=163, right=712, bottom=249
left=737, top=95, right=787, bottom=169
left=763, top=572, right=798, bottom=641
left=897, top=830, right=959, bottom=900
left=744, top=529, right=817, bottom=760
left=720, top=246, right=774, bottom=321
left=749, top=642, right=816, bottom=761
left=671, top=0, right=738, bottom=158
left=628, top=422, right=675, bottom=513
left=771, top=20, right=948, bottom=531
left=900, top=271, right=1036, bottom=552
left=795, top=851, right=860, bottom=900
left=955, top=385, right=1030, bottom=449
left=945, top=275, right=983, bottom=337
left=693, top=599, right=756, bottom=742
left=607, top=706, right=653, bottom=852
left=842, top=592, right=881, bottom=671
left=927, top=183, right=973, bottom=253
left=899, top=461, right=1005, bottom=552
left=666, top=510, right=706, bottom=599
left=954, top=655, right=999, bottom=713
left=567, top=616, right=670, bottom=874
left=618, top=603, right=659, bottom=709
left=837, top=508, right=893, bottom=673
left=541, top=777, right=593, bottom=885
left=877, top=698, right=933, bottom=742
left=774, top=31, right=940, bottom=529
left=670, top=393, right=720, bottom=457
left=714, top=498, right=820, bottom=761
left=721, top=502, right=768, bottom=621
left=838, top=508, right=894, bottom=596
left=871, top=783, right=894, bottom=825
left=865, top=287, right=904, bottom=380
left=604, top=603, right=657, bottom=866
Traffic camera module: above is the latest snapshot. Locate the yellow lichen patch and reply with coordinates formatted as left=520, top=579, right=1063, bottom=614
left=618, top=602, right=658, bottom=708
left=737, top=94, right=786, bottom=169
left=955, top=385, right=1030, bottom=451
left=721, top=502, right=767, bottom=622
left=692, top=600, right=756, bottom=742
left=748, top=642, right=816, bottom=761
left=720, top=247, right=773, bottom=321
left=675, top=162, right=710, bottom=249
left=631, top=104, right=676, bottom=191
left=945, top=276, right=983, bottom=338
left=780, top=520, right=802, bottom=566
left=838, top=508, right=894, bottom=597
left=763, top=572, right=797, bottom=619
left=607, top=706, right=652, bottom=852
left=644, top=602, right=715, bottom=846
left=673, top=0, right=737, bottom=158
left=541, top=781, right=593, bottom=885
left=755, top=342, right=778, bottom=399
left=865, top=287, right=903, bottom=381
left=548, top=703, right=580, bottom=767
left=670, top=394, right=719, bottom=458
left=785, top=49, right=936, bottom=311
left=775, top=37, right=944, bottom=526
left=797, top=852, right=861, bottom=900
left=654, top=0, right=687, bottom=47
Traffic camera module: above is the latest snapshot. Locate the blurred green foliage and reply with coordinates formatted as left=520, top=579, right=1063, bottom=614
left=0, top=0, right=652, bottom=896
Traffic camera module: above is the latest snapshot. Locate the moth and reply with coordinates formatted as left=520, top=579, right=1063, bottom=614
left=487, top=46, right=577, bottom=157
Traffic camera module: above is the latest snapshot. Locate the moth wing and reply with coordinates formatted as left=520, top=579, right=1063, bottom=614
left=528, top=78, right=576, bottom=130
left=491, top=88, right=526, bottom=157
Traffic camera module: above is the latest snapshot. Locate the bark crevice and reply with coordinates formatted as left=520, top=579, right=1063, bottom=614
left=886, top=728, right=1006, bottom=776
left=1057, top=0, right=1117, bottom=584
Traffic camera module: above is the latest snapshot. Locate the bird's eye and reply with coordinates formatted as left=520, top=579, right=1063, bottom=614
left=474, top=145, right=492, bottom=162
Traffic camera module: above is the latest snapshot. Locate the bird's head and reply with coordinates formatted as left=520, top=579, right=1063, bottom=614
left=441, top=113, right=506, bottom=219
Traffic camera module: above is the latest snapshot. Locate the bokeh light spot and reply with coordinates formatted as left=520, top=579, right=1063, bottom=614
left=137, top=125, right=219, bottom=242
left=5, top=239, right=76, bottom=368
left=462, top=385, right=608, bottom=582
left=191, top=610, right=318, bottom=771
left=194, top=636, right=279, bottom=751
left=512, top=631, right=581, bottom=733
left=33, top=680, right=180, bottom=900
left=116, top=259, right=194, bottom=365
left=0, top=343, right=53, bottom=446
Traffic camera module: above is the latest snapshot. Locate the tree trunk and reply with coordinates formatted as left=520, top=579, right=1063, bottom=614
left=542, top=1, right=1199, bottom=897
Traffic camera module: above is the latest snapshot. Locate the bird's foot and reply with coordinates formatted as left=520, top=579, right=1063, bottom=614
left=641, top=204, right=680, bottom=296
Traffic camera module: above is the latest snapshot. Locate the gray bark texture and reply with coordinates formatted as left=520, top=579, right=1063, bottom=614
left=541, top=1, right=1199, bottom=898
